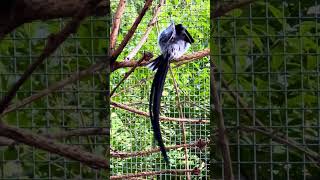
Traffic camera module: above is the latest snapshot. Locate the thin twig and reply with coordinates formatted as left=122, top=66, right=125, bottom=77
left=110, top=0, right=126, bottom=52
left=110, top=52, right=153, bottom=96
left=0, top=0, right=103, bottom=114
left=112, top=76, right=152, bottom=97
left=2, top=60, right=107, bottom=116
left=169, top=67, right=190, bottom=180
left=46, top=128, right=109, bottom=139
left=111, top=139, right=208, bottom=158
left=173, top=48, right=210, bottom=68
left=0, top=128, right=109, bottom=146
left=238, top=126, right=320, bottom=163
left=210, top=63, right=234, bottom=180
left=213, top=0, right=254, bottom=18
left=113, top=48, right=210, bottom=71
left=111, top=101, right=208, bottom=123
left=221, top=78, right=265, bottom=126
left=0, top=122, right=108, bottom=169
left=111, top=0, right=153, bottom=63
left=125, top=0, right=165, bottom=61
left=3, top=49, right=208, bottom=116
left=110, top=168, right=200, bottom=179
left=221, top=77, right=320, bottom=164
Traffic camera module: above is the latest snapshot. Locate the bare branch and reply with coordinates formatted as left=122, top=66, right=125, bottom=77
left=211, top=62, right=233, bottom=178
left=0, top=0, right=103, bottom=114
left=45, top=128, right=109, bottom=139
left=111, top=101, right=208, bottom=123
left=112, top=48, right=210, bottom=71
left=0, top=122, right=108, bottom=169
left=0, top=0, right=109, bottom=40
left=213, top=0, right=254, bottom=18
left=111, top=139, right=208, bottom=159
left=2, top=60, right=107, bottom=116
left=173, top=48, right=210, bottom=67
left=125, top=0, right=165, bottom=61
left=111, top=168, right=200, bottom=179
left=110, top=0, right=127, bottom=51
left=221, top=77, right=320, bottom=164
left=0, top=128, right=109, bottom=146
left=111, top=0, right=153, bottom=63
left=110, top=52, right=153, bottom=96
left=169, top=67, right=190, bottom=180
left=3, top=49, right=208, bottom=115
left=239, top=126, right=320, bottom=163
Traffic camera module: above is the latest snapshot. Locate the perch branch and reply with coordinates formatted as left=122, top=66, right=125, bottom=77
left=110, top=0, right=127, bottom=51
left=3, top=49, right=209, bottom=115
left=111, top=139, right=208, bottom=159
left=0, top=0, right=109, bottom=41
left=238, top=126, right=320, bottom=163
left=221, top=77, right=320, bottom=163
left=211, top=71, right=233, bottom=179
left=169, top=67, right=190, bottom=180
left=2, top=60, right=107, bottom=116
left=173, top=48, right=210, bottom=67
left=125, top=0, right=165, bottom=61
left=112, top=48, right=210, bottom=71
left=110, top=168, right=200, bottom=179
left=111, top=101, right=208, bottom=123
left=110, top=52, right=153, bottom=96
left=213, top=0, right=254, bottom=18
left=112, top=76, right=152, bottom=97
left=0, top=122, right=108, bottom=169
left=0, top=128, right=109, bottom=146
left=0, top=0, right=103, bottom=115
left=221, top=78, right=264, bottom=127
left=45, top=127, right=109, bottom=139
left=111, top=0, right=153, bottom=63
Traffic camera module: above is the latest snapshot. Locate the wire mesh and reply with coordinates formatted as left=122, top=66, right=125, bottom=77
left=212, top=0, right=320, bottom=179
left=110, top=0, right=209, bottom=179
left=0, top=16, right=110, bottom=179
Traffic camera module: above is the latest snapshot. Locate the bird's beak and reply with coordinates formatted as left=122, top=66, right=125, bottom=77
left=169, top=21, right=175, bottom=31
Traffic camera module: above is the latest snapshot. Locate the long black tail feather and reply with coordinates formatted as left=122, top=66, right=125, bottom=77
left=149, top=54, right=170, bottom=164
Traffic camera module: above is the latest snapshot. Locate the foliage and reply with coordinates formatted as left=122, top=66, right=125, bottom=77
left=0, top=18, right=109, bottom=178
left=212, top=1, right=320, bottom=179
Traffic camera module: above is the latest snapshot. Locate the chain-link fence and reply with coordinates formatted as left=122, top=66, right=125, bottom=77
left=212, top=0, right=320, bottom=179
left=110, top=0, right=209, bottom=179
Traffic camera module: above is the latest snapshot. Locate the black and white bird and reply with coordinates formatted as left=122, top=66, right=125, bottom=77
left=148, top=22, right=194, bottom=164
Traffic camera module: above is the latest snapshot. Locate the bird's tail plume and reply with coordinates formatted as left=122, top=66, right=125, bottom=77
left=149, top=54, right=170, bottom=164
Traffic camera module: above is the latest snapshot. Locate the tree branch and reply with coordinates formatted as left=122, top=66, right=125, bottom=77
left=213, top=0, right=254, bottom=18
left=110, top=52, right=153, bottom=96
left=2, top=49, right=208, bottom=115
left=0, top=0, right=103, bottom=115
left=125, top=0, right=165, bottom=61
left=112, top=48, right=210, bottom=71
left=221, top=77, right=320, bottom=164
left=169, top=67, right=190, bottom=180
left=0, top=0, right=109, bottom=40
left=111, top=139, right=208, bottom=159
left=110, top=168, right=200, bottom=179
left=0, top=122, right=108, bottom=169
left=238, top=126, right=320, bottom=163
left=0, top=128, right=109, bottom=146
left=110, top=0, right=127, bottom=51
left=211, top=65, right=234, bottom=179
left=111, top=0, right=153, bottom=63
left=111, top=101, right=208, bottom=123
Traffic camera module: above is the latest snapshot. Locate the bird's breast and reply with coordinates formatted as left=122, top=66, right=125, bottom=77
left=167, top=40, right=190, bottom=60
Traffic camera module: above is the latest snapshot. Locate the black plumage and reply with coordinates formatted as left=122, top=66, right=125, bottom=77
left=148, top=23, right=194, bottom=164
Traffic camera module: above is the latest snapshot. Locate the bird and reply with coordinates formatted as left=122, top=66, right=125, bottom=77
left=148, top=21, right=194, bottom=164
